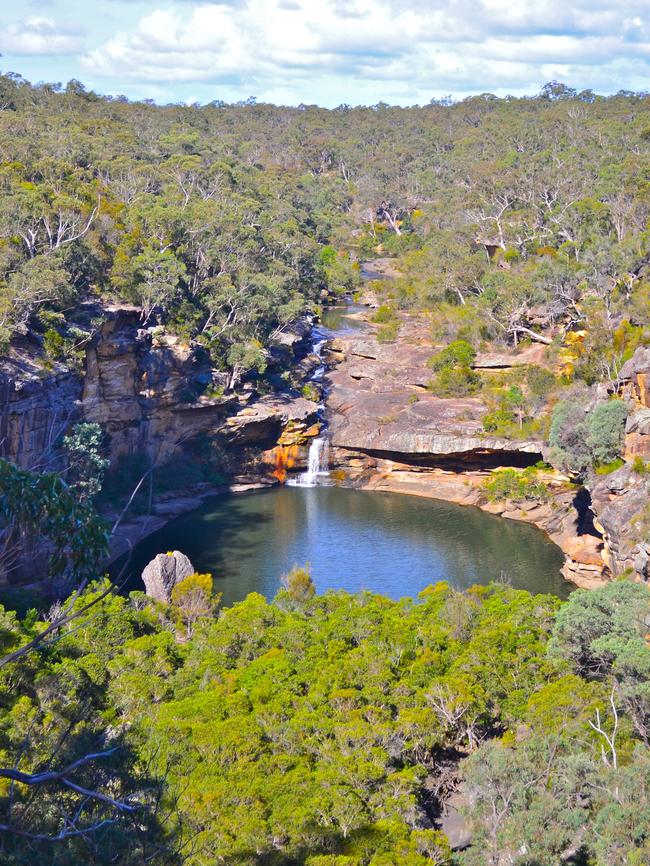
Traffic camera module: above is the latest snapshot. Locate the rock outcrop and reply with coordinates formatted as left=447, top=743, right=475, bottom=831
left=624, top=408, right=650, bottom=459
left=583, top=346, right=650, bottom=581
left=590, top=463, right=650, bottom=579
left=322, top=309, right=607, bottom=588
left=327, top=317, right=543, bottom=466
left=83, top=306, right=236, bottom=463
left=142, top=550, right=195, bottom=602
left=619, top=345, right=650, bottom=408
left=224, top=396, right=318, bottom=446
left=0, top=352, right=82, bottom=469
left=0, top=304, right=321, bottom=587
left=1, top=305, right=319, bottom=472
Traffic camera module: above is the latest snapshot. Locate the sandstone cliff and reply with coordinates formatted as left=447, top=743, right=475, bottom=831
left=322, top=311, right=608, bottom=588
left=0, top=306, right=320, bottom=584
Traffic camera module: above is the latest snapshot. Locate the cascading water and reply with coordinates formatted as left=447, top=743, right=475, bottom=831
left=288, top=323, right=331, bottom=487
left=300, top=436, right=330, bottom=486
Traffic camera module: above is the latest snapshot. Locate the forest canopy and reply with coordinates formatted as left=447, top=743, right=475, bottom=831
left=0, top=74, right=648, bottom=391
left=0, top=578, right=648, bottom=866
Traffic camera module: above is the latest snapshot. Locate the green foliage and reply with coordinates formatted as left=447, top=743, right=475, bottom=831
left=0, top=569, right=647, bottom=866
left=62, top=421, right=109, bottom=502
left=134, top=583, right=559, bottom=863
left=0, top=583, right=170, bottom=863
left=428, top=340, right=476, bottom=371
left=42, top=326, right=64, bottom=361
left=587, top=400, right=628, bottom=466
left=171, top=572, right=220, bottom=638
left=279, top=563, right=315, bottom=604
left=525, top=364, right=557, bottom=398
left=482, top=384, right=530, bottom=435
left=549, top=395, right=591, bottom=474
left=594, top=457, right=625, bottom=475
left=460, top=581, right=650, bottom=866
left=370, top=304, right=401, bottom=342
left=0, top=76, right=647, bottom=397
left=371, top=303, right=398, bottom=324
left=0, top=73, right=649, bottom=866
left=0, top=458, right=108, bottom=580
left=376, top=320, right=400, bottom=342
left=549, top=396, right=627, bottom=475
left=483, top=466, right=553, bottom=503
left=632, top=455, right=650, bottom=474
left=302, top=382, right=321, bottom=401
left=427, top=340, right=479, bottom=396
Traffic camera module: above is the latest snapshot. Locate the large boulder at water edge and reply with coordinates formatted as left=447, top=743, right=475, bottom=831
left=142, top=550, right=195, bottom=602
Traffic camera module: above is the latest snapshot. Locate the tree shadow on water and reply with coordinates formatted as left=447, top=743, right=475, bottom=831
left=113, top=492, right=275, bottom=596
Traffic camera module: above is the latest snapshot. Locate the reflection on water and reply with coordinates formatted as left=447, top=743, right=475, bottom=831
left=319, top=303, right=365, bottom=334
left=123, top=487, right=570, bottom=606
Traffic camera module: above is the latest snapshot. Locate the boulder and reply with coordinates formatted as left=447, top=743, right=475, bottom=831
left=590, top=464, right=650, bottom=578
left=142, top=550, right=195, bottom=602
left=618, top=346, right=650, bottom=407
left=624, top=408, right=650, bottom=458
left=633, top=544, right=650, bottom=580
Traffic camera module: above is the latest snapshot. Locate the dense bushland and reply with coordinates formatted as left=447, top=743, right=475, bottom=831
left=0, top=75, right=648, bottom=393
left=0, top=575, right=648, bottom=865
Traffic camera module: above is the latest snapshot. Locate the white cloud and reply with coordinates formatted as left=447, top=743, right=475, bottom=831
left=1, top=15, right=84, bottom=56
left=59, top=0, right=650, bottom=102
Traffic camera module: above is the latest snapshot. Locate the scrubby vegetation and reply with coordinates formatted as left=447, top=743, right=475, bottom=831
left=0, top=575, right=648, bottom=865
left=483, top=465, right=554, bottom=504
left=0, top=75, right=648, bottom=394
left=549, top=393, right=629, bottom=475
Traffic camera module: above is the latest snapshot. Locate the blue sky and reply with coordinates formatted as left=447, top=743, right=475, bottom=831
left=1, top=0, right=650, bottom=106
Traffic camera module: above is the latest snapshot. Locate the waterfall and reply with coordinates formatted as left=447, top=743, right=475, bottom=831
left=290, top=436, right=330, bottom=487
left=307, top=437, right=330, bottom=484
left=287, top=322, right=331, bottom=487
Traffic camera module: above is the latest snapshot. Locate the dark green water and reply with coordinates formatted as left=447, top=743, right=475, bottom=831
left=319, top=303, right=365, bottom=333
left=124, top=486, right=570, bottom=605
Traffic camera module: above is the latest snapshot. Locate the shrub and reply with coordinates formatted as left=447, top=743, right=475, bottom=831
left=586, top=400, right=628, bottom=467
left=632, top=456, right=650, bottom=475
left=302, top=382, right=321, bottom=402
left=594, top=458, right=625, bottom=475
left=428, top=365, right=480, bottom=397
left=548, top=396, right=591, bottom=475
left=549, top=397, right=628, bottom=475
left=428, top=339, right=476, bottom=371
left=429, top=303, right=489, bottom=345
left=483, top=467, right=552, bottom=503
left=371, top=303, right=398, bottom=324
left=526, top=365, right=557, bottom=399
left=280, top=564, right=315, bottom=604
left=171, top=572, right=219, bottom=638
left=427, top=339, right=479, bottom=396
left=482, top=385, right=528, bottom=434
left=43, top=327, right=64, bottom=361
left=377, top=321, right=400, bottom=342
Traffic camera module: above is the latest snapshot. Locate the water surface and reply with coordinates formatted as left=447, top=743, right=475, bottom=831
left=319, top=303, right=366, bottom=334
left=124, top=486, right=569, bottom=605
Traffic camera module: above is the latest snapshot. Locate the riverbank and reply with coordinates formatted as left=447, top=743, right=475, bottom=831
left=319, top=299, right=609, bottom=590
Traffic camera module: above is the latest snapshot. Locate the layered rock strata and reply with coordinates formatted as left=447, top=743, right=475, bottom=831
left=0, top=307, right=320, bottom=584
left=324, top=313, right=608, bottom=589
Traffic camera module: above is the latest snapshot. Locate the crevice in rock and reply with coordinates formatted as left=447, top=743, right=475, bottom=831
left=573, top=486, right=600, bottom=538
left=335, top=446, right=544, bottom=471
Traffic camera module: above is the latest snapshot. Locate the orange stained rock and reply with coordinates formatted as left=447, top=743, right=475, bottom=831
left=271, top=444, right=299, bottom=483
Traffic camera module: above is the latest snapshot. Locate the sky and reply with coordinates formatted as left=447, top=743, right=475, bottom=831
left=1, top=0, right=650, bottom=107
